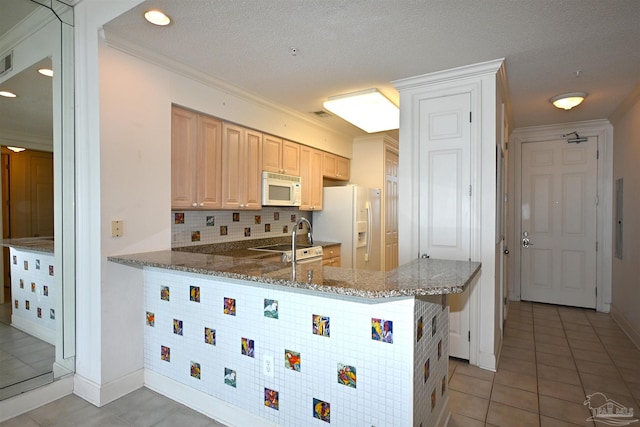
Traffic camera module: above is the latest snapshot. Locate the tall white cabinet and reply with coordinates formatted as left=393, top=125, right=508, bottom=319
left=349, top=135, right=399, bottom=271
left=393, top=59, right=509, bottom=371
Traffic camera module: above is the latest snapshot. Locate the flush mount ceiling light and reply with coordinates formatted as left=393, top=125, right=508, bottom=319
left=0, top=90, right=17, bottom=98
left=323, top=88, right=399, bottom=133
left=550, top=92, right=587, bottom=110
left=7, top=147, right=26, bottom=153
left=144, top=9, right=171, bottom=26
left=38, top=68, right=53, bottom=77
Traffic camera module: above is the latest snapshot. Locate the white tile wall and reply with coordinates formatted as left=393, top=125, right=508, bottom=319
left=171, top=207, right=310, bottom=247
left=9, top=248, right=56, bottom=344
left=143, top=268, right=440, bottom=426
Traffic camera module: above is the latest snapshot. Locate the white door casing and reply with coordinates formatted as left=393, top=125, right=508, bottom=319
left=520, top=138, right=598, bottom=308
left=418, top=92, right=471, bottom=359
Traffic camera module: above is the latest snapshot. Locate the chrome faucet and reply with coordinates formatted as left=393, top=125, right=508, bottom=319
left=291, top=217, right=313, bottom=264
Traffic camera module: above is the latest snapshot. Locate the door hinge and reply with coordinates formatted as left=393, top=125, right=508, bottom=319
left=597, top=150, right=600, bottom=159
left=596, top=241, right=598, bottom=252
left=469, top=112, right=472, bottom=123
left=468, top=331, right=471, bottom=342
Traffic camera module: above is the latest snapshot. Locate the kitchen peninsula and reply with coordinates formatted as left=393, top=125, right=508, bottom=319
left=108, top=249, right=480, bottom=427
left=3, top=237, right=56, bottom=345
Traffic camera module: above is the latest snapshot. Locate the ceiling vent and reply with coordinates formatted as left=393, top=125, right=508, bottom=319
left=0, top=51, right=13, bottom=77
left=312, top=110, right=332, bottom=118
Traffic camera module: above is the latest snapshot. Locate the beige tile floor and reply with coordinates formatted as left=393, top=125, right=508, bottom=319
left=448, top=301, right=640, bottom=427
left=1, top=301, right=639, bottom=426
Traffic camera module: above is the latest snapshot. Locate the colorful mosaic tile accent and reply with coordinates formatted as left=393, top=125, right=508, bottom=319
left=161, top=345, right=170, bottom=362
left=264, top=224, right=271, bottom=232
left=438, top=339, right=442, bottom=360
left=243, top=227, right=251, bottom=237
left=232, top=213, right=240, bottom=222
left=24, top=261, right=28, bottom=270
left=12, top=255, right=16, bottom=264
left=146, top=311, right=155, bottom=327
left=285, top=350, right=300, bottom=371
left=241, top=338, right=254, bottom=357
left=206, top=216, right=214, bottom=226
left=190, top=361, right=201, bottom=379
left=173, top=319, right=183, bottom=335
left=191, top=231, right=201, bottom=242
left=313, top=398, right=330, bottom=423
left=312, top=315, right=330, bottom=337
left=204, top=327, right=216, bottom=345
left=19, top=279, right=23, bottom=289
left=14, top=300, right=18, bottom=309
left=174, top=212, right=185, bottom=224
left=372, top=318, right=393, bottom=343
left=49, top=265, right=54, bottom=276
left=274, top=212, right=279, bottom=220
left=337, top=363, right=356, bottom=388
left=417, top=316, right=423, bottom=342
left=424, top=358, right=430, bottom=383
left=441, top=375, right=447, bottom=396
left=43, top=285, right=48, bottom=296
left=431, top=315, right=437, bottom=337
left=224, top=297, right=236, bottom=315
left=36, top=259, right=40, bottom=270
left=264, top=299, right=278, bottom=318
left=190, top=286, right=200, bottom=302
left=282, top=225, right=288, bottom=233
left=49, top=309, right=55, bottom=319
left=37, top=307, right=42, bottom=318
left=220, top=226, right=227, bottom=236
left=25, top=300, right=30, bottom=310
left=254, top=215, right=261, bottom=224
left=31, top=282, right=36, bottom=292
left=431, top=389, right=436, bottom=412
left=264, top=388, right=278, bottom=410
left=160, top=286, right=170, bottom=301
left=224, top=368, right=236, bottom=387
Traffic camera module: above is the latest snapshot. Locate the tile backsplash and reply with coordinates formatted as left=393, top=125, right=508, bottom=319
left=171, top=207, right=311, bottom=248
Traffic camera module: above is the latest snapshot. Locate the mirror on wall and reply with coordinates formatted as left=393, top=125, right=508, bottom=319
left=0, top=0, right=74, bottom=400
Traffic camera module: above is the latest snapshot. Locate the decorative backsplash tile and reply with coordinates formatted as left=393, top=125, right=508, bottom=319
left=264, top=299, right=278, bottom=318
left=337, top=363, right=356, bottom=388
left=171, top=207, right=310, bottom=247
left=224, top=368, right=236, bottom=387
left=241, top=338, right=254, bottom=357
left=224, top=297, right=236, bottom=315
left=264, top=388, right=279, bottom=410
left=284, top=350, right=300, bottom=371
left=312, top=314, right=330, bottom=337
left=372, top=318, right=393, bottom=343
left=313, top=398, right=330, bottom=423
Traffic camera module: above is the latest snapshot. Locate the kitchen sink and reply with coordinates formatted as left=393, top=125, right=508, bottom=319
left=250, top=244, right=313, bottom=252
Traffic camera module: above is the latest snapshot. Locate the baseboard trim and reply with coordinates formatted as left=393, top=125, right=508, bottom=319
left=610, top=304, right=640, bottom=350
left=144, top=369, right=278, bottom=427
left=74, top=369, right=144, bottom=407
left=0, top=375, right=73, bottom=422
left=11, top=315, right=55, bottom=345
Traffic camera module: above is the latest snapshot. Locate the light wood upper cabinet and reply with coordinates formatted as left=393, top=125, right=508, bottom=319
left=262, top=134, right=300, bottom=176
left=171, top=106, right=223, bottom=209
left=300, top=145, right=323, bottom=211
left=222, top=123, right=263, bottom=210
left=322, top=152, right=350, bottom=181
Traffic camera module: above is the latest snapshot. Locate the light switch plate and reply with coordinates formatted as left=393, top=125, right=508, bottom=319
left=111, top=220, right=123, bottom=237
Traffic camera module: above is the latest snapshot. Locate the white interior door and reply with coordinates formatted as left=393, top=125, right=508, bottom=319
left=418, top=93, right=471, bottom=359
left=520, top=138, right=597, bottom=308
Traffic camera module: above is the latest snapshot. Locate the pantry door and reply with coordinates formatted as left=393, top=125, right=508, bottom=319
left=520, top=138, right=597, bottom=308
left=418, top=92, right=471, bottom=360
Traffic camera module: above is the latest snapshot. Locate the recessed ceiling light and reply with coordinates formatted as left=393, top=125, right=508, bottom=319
left=7, top=147, right=26, bottom=153
left=38, top=68, right=53, bottom=77
left=144, top=9, right=171, bottom=26
left=550, top=92, right=587, bottom=110
left=0, top=91, right=17, bottom=98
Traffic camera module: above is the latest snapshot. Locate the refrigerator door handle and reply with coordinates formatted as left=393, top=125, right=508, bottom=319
left=365, top=202, right=372, bottom=262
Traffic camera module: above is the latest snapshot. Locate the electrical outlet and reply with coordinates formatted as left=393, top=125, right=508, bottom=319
left=263, top=354, right=274, bottom=377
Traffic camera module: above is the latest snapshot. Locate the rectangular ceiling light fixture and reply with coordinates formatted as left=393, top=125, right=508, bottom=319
left=323, top=88, right=399, bottom=133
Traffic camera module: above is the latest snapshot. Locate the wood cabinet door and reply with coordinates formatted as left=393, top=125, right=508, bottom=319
left=309, top=147, right=323, bottom=210
left=243, top=129, right=263, bottom=209
left=171, top=107, right=198, bottom=209
left=322, top=152, right=337, bottom=178
left=221, top=122, right=243, bottom=209
left=262, top=134, right=282, bottom=173
left=336, top=156, right=350, bottom=181
left=281, top=140, right=300, bottom=176
left=196, top=115, right=223, bottom=209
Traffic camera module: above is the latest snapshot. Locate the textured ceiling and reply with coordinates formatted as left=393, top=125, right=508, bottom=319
left=3, top=1, right=640, bottom=141
left=103, top=0, right=640, bottom=137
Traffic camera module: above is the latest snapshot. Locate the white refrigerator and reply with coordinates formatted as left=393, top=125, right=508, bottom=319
left=313, top=185, right=382, bottom=271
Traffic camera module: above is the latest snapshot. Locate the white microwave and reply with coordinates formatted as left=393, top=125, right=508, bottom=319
left=262, top=171, right=302, bottom=206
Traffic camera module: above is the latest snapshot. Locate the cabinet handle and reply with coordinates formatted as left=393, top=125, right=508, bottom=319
left=240, top=204, right=245, bottom=208
left=192, top=203, right=197, bottom=207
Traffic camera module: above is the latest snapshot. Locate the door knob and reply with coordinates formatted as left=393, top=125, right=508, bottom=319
left=522, top=238, right=533, bottom=248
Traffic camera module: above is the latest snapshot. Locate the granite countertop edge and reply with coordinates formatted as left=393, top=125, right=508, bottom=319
left=2, top=237, right=55, bottom=254
left=108, top=251, right=480, bottom=300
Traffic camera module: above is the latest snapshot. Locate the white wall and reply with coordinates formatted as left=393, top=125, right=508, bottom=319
left=75, top=0, right=354, bottom=405
left=609, top=86, right=640, bottom=347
